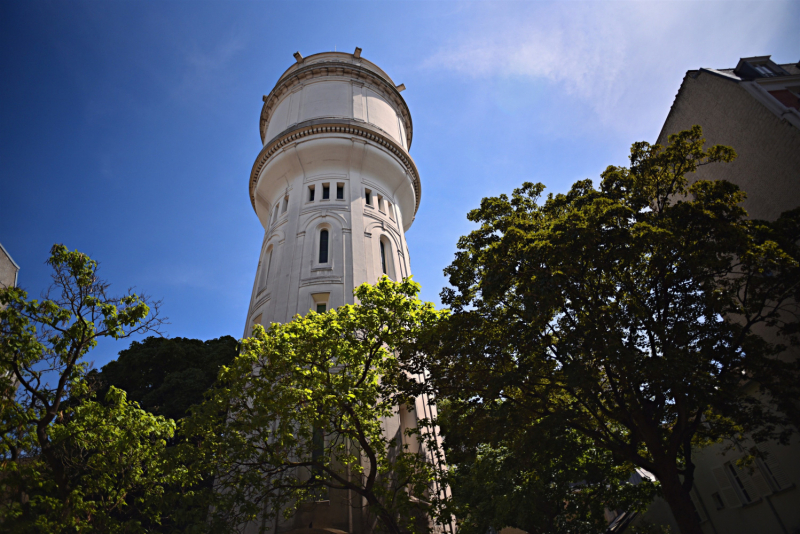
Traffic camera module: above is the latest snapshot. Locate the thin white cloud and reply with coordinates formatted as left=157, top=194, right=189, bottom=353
left=426, top=1, right=797, bottom=135
left=173, top=32, right=248, bottom=101
left=186, top=33, right=246, bottom=74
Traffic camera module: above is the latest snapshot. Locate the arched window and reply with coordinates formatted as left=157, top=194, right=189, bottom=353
left=319, top=229, right=329, bottom=264
left=260, top=247, right=273, bottom=288
left=379, top=236, right=396, bottom=279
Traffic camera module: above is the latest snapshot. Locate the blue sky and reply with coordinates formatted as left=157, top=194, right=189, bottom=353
left=2, top=0, right=798, bottom=370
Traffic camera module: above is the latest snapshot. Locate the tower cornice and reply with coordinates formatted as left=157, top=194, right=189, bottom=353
left=259, top=61, right=413, bottom=149
left=249, top=118, right=421, bottom=217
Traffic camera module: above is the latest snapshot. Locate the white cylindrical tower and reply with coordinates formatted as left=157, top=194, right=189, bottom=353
left=243, top=50, right=441, bottom=534
left=245, top=49, right=420, bottom=329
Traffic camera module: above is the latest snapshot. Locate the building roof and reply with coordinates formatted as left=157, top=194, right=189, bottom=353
left=0, top=242, right=20, bottom=271
left=658, top=55, right=800, bottom=142
left=0, top=241, right=20, bottom=289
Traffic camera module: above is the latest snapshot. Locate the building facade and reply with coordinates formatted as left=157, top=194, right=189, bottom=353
left=243, top=49, right=443, bottom=534
left=629, top=55, right=800, bottom=534
left=0, top=243, right=19, bottom=293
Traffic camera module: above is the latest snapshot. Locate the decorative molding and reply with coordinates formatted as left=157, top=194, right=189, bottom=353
left=303, top=173, right=348, bottom=184
left=253, top=292, right=272, bottom=310
left=250, top=120, right=421, bottom=217
left=300, top=205, right=349, bottom=217
left=259, top=61, right=413, bottom=148
left=300, top=277, right=343, bottom=288
left=363, top=211, right=398, bottom=232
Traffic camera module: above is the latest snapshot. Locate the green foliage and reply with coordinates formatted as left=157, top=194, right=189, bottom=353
left=430, top=126, right=800, bottom=534
left=2, top=383, right=182, bottom=533
left=437, top=400, right=656, bottom=534
left=90, top=335, right=239, bottom=533
left=95, top=335, right=239, bottom=422
left=0, top=244, right=187, bottom=532
left=184, top=277, right=447, bottom=534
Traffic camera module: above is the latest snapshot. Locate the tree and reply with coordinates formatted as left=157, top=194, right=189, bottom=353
left=437, top=400, right=655, bottom=534
left=428, top=127, right=800, bottom=534
left=94, top=335, right=239, bottom=423
left=185, top=277, right=447, bottom=534
left=0, top=244, right=187, bottom=532
left=85, top=335, right=238, bottom=533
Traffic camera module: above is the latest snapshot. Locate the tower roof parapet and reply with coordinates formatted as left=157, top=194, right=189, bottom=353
left=259, top=50, right=413, bottom=149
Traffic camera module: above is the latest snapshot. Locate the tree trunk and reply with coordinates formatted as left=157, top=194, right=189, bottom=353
left=376, top=506, right=403, bottom=534
left=657, top=467, right=703, bottom=534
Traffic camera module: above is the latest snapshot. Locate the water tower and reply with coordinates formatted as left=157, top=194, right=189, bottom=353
left=246, top=48, right=420, bottom=329
left=244, top=49, right=444, bottom=534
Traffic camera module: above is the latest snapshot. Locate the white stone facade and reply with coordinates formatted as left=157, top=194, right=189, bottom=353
left=245, top=50, right=420, bottom=331
left=242, top=51, right=448, bottom=534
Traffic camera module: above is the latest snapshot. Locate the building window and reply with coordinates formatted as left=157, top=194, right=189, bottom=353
left=379, top=237, right=396, bottom=279
left=378, top=195, right=385, bottom=212
left=322, top=184, right=330, bottom=200
left=725, top=462, right=754, bottom=504
left=260, top=247, right=273, bottom=289
left=319, top=229, right=329, bottom=263
left=311, top=292, right=330, bottom=314
left=387, top=201, right=395, bottom=220
left=365, top=189, right=372, bottom=205
left=282, top=195, right=289, bottom=213
left=251, top=313, right=262, bottom=333
left=272, top=204, right=279, bottom=224
left=754, top=64, right=776, bottom=77
left=336, top=183, right=344, bottom=200
left=308, top=185, right=315, bottom=201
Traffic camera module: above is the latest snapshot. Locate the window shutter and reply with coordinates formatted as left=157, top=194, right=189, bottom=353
left=690, top=488, right=708, bottom=522
left=758, top=442, right=792, bottom=490
left=712, top=466, right=741, bottom=508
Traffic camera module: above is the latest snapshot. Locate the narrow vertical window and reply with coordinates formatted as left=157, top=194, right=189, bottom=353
left=322, top=184, right=330, bottom=200
left=282, top=196, right=289, bottom=213
left=319, top=229, right=329, bottom=263
left=387, top=201, right=395, bottom=220
left=336, top=184, right=344, bottom=199
left=378, top=195, right=384, bottom=212
left=261, top=249, right=272, bottom=288
left=380, top=240, right=387, bottom=275
left=365, top=189, right=372, bottom=205
left=308, top=186, right=315, bottom=201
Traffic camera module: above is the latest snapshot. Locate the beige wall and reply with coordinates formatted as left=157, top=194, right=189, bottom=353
left=0, top=243, right=19, bottom=292
left=656, top=70, right=800, bottom=221
left=650, top=70, right=800, bottom=534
